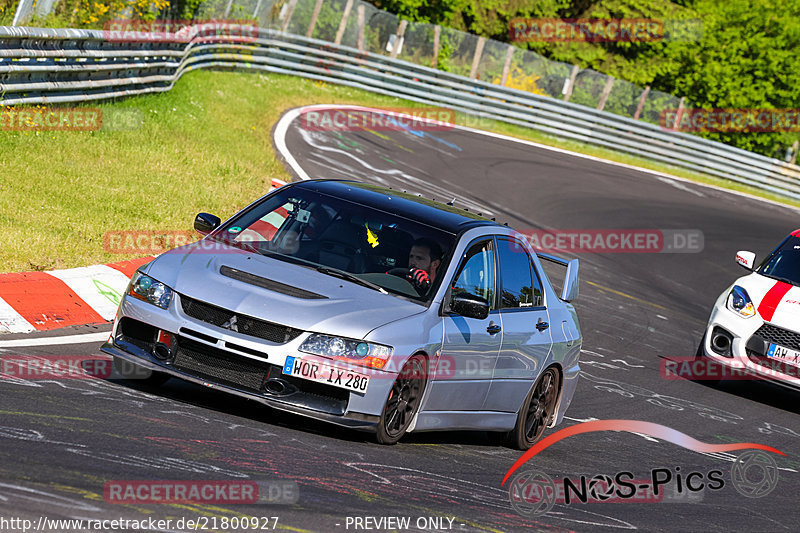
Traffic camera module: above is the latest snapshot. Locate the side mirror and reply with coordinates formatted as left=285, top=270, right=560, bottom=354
left=194, top=213, right=221, bottom=235
left=561, top=258, right=579, bottom=302
left=735, top=251, right=756, bottom=271
left=450, top=293, right=490, bottom=320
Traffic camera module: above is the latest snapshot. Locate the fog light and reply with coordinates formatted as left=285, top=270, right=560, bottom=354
left=710, top=327, right=733, bottom=358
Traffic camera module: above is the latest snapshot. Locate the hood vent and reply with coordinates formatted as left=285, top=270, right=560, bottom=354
left=180, top=295, right=303, bottom=344
left=220, top=265, right=328, bottom=300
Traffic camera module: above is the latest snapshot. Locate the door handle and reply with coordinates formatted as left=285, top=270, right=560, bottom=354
left=486, top=323, right=501, bottom=335
left=536, top=320, right=549, bottom=332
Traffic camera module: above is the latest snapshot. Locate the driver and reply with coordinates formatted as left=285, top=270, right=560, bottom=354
left=405, top=237, right=442, bottom=293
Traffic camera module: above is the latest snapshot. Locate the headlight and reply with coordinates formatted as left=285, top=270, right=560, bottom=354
left=727, top=285, right=755, bottom=318
left=299, top=334, right=393, bottom=369
left=128, top=271, right=173, bottom=310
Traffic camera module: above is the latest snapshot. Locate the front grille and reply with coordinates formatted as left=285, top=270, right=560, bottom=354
left=180, top=295, right=302, bottom=344
left=173, top=337, right=268, bottom=392
left=753, top=323, right=800, bottom=351
left=171, top=337, right=349, bottom=415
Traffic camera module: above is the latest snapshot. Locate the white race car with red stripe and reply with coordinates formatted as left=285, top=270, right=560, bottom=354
left=701, top=230, right=800, bottom=387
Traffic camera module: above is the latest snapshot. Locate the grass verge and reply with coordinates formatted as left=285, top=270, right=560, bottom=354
left=1, top=69, right=797, bottom=273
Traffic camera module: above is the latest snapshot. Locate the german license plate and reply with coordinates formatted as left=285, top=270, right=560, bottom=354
left=282, top=356, right=369, bottom=393
left=767, top=343, right=800, bottom=366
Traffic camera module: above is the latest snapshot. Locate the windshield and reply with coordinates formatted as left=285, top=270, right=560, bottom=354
left=216, top=186, right=456, bottom=302
left=758, top=235, right=800, bottom=286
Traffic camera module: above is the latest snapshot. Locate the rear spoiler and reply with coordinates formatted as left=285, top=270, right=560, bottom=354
left=536, top=252, right=579, bottom=302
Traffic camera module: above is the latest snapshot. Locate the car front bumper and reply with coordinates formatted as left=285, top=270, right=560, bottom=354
left=104, top=291, right=395, bottom=430
left=102, top=340, right=381, bottom=430
left=702, top=300, right=800, bottom=390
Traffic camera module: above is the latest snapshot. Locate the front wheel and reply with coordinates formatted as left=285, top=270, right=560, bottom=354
left=376, top=354, right=427, bottom=445
left=511, top=367, right=560, bottom=450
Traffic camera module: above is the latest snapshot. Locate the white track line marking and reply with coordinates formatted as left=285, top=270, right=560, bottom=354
left=273, top=107, right=311, bottom=181
left=0, top=331, right=110, bottom=348
left=274, top=104, right=800, bottom=212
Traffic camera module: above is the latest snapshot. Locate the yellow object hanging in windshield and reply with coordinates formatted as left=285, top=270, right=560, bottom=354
left=365, top=223, right=379, bottom=248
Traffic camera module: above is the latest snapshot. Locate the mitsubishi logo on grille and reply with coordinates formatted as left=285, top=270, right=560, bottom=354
left=221, top=315, right=239, bottom=332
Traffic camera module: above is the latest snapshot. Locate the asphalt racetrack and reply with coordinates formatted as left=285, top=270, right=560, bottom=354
left=2, top=105, right=800, bottom=532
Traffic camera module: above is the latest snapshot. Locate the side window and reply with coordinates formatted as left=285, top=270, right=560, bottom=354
left=498, top=238, right=543, bottom=308
left=450, top=239, right=496, bottom=308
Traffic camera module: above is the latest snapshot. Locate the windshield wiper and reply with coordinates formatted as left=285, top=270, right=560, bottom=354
left=316, top=267, right=388, bottom=294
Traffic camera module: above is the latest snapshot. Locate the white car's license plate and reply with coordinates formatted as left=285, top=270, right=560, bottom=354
left=282, top=356, right=369, bottom=393
left=767, top=343, right=800, bottom=366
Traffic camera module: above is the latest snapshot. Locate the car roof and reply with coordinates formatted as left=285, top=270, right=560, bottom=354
left=288, top=179, right=501, bottom=234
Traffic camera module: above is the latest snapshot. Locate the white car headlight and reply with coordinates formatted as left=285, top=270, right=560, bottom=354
left=727, top=285, right=755, bottom=318
left=299, top=334, right=393, bottom=369
left=128, top=271, right=174, bottom=310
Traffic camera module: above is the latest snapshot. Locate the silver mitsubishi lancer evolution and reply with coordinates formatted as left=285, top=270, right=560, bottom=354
left=102, top=180, right=582, bottom=448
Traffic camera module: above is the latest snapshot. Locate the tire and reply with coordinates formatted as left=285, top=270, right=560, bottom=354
left=376, top=354, right=427, bottom=445
left=112, top=356, right=170, bottom=387
left=511, top=367, right=560, bottom=450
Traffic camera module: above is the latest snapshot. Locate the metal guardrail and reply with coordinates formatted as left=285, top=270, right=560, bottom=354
left=1, top=24, right=799, bottom=201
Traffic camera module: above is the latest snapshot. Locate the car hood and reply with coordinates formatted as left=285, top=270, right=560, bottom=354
left=737, top=272, right=800, bottom=330
left=145, top=241, right=426, bottom=339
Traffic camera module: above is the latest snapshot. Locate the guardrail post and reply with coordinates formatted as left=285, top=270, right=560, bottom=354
left=11, top=0, right=31, bottom=26
left=500, top=45, right=514, bottom=86
left=562, top=65, right=579, bottom=102
left=673, top=96, right=686, bottom=130
left=356, top=4, right=365, bottom=51
left=334, top=0, right=354, bottom=45
left=224, top=0, right=234, bottom=17
left=280, top=0, right=298, bottom=33
left=790, top=140, right=799, bottom=165
left=252, top=0, right=263, bottom=18
left=306, top=0, right=324, bottom=38
left=633, top=85, right=650, bottom=120
left=596, top=76, right=614, bottom=111
left=469, top=36, right=486, bottom=79
left=432, top=25, right=441, bottom=69
left=389, top=19, right=407, bottom=58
